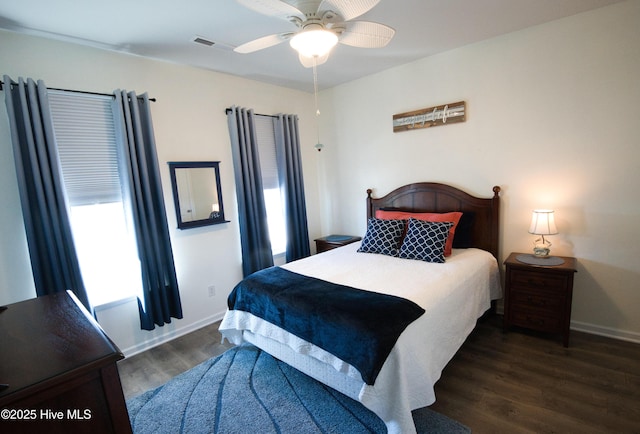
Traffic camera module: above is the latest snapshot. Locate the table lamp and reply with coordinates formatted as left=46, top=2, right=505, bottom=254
left=529, top=209, right=558, bottom=258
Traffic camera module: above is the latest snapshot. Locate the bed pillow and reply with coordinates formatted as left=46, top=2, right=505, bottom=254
left=398, top=219, right=453, bottom=263
left=375, top=210, right=462, bottom=256
left=357, top=218, right=405, bottom=257
left=452, top=211, right=475, bottom=248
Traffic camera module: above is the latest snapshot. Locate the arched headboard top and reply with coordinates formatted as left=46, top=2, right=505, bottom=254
left=366, top=183, right=501, bottom=259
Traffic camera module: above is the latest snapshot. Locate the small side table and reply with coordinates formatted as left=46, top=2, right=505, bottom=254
left=314, top=235, right=362, bottom=253
left=503, top=252, right=577, bottom=347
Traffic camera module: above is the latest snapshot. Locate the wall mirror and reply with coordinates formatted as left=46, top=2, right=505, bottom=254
left=168, top=161, right=229, bottom=229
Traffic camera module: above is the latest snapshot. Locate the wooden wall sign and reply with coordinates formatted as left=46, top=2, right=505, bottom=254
left=393, top=101, right=466, bottom=132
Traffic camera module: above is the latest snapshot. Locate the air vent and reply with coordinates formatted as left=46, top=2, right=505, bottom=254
left=193, top=36, right=215, bottom=47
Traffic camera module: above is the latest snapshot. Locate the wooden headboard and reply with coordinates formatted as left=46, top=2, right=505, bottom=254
left=366, top=183, right=501, bottom=259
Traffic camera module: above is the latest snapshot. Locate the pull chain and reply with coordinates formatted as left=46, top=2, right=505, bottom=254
left=313, top=58, right=324, bottom=151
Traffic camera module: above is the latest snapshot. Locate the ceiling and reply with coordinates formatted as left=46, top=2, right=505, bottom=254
left=0, top=0, right=624, bottom=92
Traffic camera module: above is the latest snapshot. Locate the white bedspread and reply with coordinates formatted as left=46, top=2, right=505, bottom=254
left=220, top=243, right=501, bottom=434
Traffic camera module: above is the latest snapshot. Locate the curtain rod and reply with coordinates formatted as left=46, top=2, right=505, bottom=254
left=0, top=80, right=156, bottom=102
left=225, top=108, right=277, bottom=118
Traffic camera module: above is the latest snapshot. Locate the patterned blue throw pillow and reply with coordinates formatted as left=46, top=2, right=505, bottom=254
left=357, top=218, right=405, bottom=257
left=398, top=218, right=453, bottom=263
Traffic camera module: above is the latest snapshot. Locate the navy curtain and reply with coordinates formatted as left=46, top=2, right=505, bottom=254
left=114, top=90, right=182, bottom=330
left=275, top=114, right=310, bottom=262
left=3, top=75, right=91, bottom=311
left=227, top=106, right=274, bottom=277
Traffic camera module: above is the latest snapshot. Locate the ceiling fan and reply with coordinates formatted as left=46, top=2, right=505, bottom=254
left=233, top=0, right=395, bottom=67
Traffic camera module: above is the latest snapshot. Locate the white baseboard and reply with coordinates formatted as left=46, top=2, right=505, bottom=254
left=495, top=304, right=639, bottom=344
left=571, top=320, right=640, bottom=345
left=120, top=310, right=227, bottom=358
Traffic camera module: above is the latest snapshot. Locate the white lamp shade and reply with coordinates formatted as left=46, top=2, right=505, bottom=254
left=290, top=28, right=338, bottom=58
left=528, top=210, right=558, bottom=235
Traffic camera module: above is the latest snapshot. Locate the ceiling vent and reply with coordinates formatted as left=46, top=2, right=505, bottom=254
left=193, top=36, right=215, bottom=47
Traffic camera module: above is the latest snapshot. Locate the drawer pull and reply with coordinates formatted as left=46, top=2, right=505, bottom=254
left=526, top=316, right=545, bottom=326
left=526, top=295, right=546, bottom=306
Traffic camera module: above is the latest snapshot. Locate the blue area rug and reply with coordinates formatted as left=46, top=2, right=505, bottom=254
left=127, top=344, right=470, bottom=433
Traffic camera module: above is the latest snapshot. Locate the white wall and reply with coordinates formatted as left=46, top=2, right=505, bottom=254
left=318, top=0, right=640, bottom=341
left=0, top=30, right=320, bottom=355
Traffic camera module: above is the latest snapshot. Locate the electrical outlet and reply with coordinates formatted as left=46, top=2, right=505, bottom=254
left=207, top=285, right=216, bottom=297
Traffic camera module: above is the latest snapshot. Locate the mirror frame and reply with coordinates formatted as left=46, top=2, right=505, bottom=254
left=168, top=161, right=229, bottom=229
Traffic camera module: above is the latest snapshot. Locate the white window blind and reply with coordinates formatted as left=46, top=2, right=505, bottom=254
left=254, top=114, right=286, bottom=256
left=48, top=90, right=123, bottom=206
left=254, top=115, right=279, bottom=190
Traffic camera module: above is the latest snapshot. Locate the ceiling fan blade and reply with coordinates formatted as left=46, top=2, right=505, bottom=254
left=338, top=21, right=394, bottom=48
left=318, top=0, right=380, bottom=21
left=234, top=33, right=292, bottom=53
left=236, top=0, right=305, bottom=20
left=298, top=52, right=329, bottom=68
left=287, top=0, right=325, bottom=16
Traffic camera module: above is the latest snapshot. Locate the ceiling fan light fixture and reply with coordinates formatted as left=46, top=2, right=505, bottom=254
left=290, top=28, right=338, bottom=58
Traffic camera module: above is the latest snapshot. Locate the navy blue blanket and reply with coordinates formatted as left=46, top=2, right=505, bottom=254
left=227, top=266, right=425, bottom=385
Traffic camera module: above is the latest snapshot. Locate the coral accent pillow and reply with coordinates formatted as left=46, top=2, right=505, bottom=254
left=375, top=210, right=463, bottom=256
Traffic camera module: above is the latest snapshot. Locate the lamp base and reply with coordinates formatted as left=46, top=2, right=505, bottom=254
left=516, top=254, right=565, bottom=266
left=532, top=236, right=553, bottom=258
left=533, top=246, right=551, bottom=258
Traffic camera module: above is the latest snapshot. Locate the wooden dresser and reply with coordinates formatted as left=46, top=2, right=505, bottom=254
left=503, top=252, right=577, bottom=347
left=0, top=291, right=132, bottom=433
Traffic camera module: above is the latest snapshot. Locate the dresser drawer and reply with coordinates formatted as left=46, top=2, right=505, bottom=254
left=510, top=269, right=568, bottom=291
left=510, top=309, right=563, bottom=333
left=510, top=288, right=565, bottom=312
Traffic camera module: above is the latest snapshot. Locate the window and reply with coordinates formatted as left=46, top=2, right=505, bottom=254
left=254, top=115, right=287, bottom=256
left=48, top=90, right=143, bottom=307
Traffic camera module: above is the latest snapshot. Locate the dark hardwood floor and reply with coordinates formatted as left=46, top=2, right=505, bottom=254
left=431, top=315, right=640, bottom=433
left=117, top=324, right=233, bottom=400
left=117, top=315, right=640, bottom=433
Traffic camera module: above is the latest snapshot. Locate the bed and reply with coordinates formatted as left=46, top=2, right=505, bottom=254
left=220, top=182, right=501, bottom=434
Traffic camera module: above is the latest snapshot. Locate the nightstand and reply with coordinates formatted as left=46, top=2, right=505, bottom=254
left=503, top=252, right=577, bottom=347
left=314, top=235, right=362, bottom=253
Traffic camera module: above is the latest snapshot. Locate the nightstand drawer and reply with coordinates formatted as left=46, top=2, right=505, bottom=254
left=510, top=310, right=563, bottom=333
left=510, top=288, right=565, bottom=312
left=510, top=269, right=568, bottom=290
